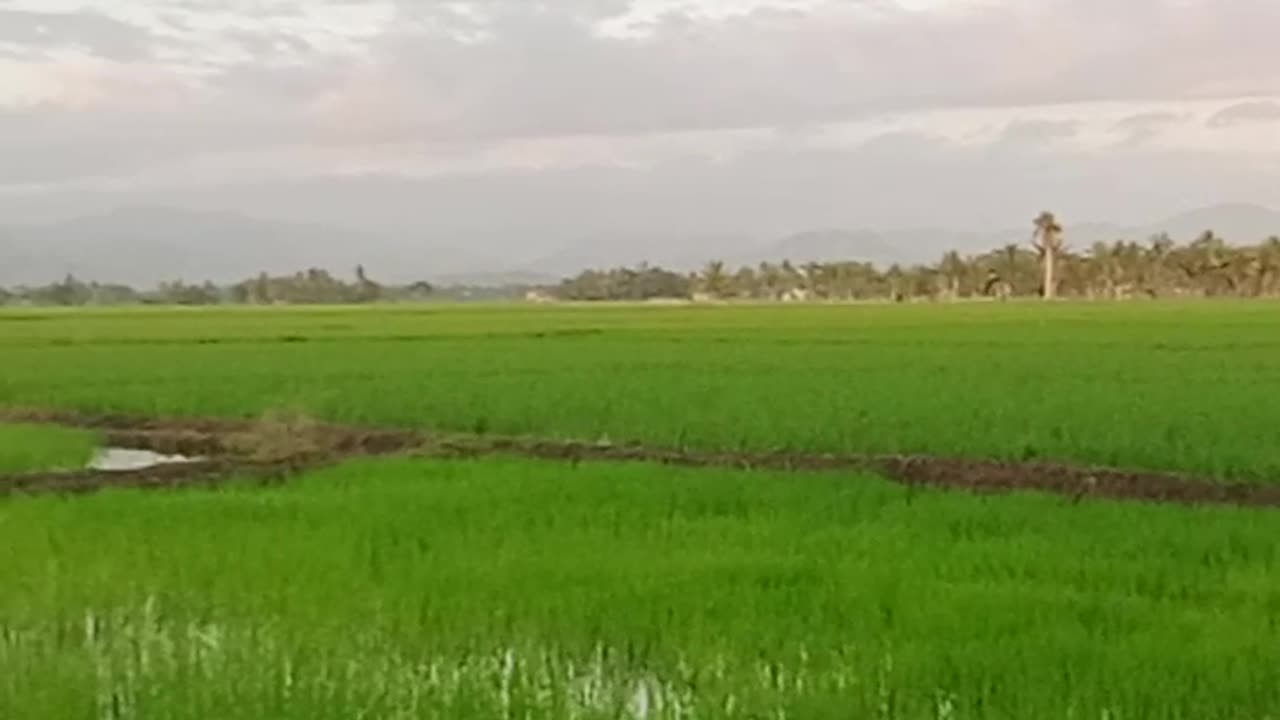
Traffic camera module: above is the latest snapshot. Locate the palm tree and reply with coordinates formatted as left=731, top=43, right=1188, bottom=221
left=758, top=262, right=783, bottom=300
left=1031, top=211, right=1066, bottom=300
left=700, top=260, right=730, bottom=298
left=1145, top=234, right=1175, bottom=296
left=731, top=266, right=758, bottom=299
left=999, top=243, right=1022, bottom=295
left=1258, top=237, right=1280, bottom=297
left=938, top=251, right=965, bottom=299
left=1089, top=241, right=1114, bottom=298
left=1179, top=230, right=1232, bottom=296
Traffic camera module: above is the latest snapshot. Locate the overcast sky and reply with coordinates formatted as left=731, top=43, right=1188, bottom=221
left=1, top=0, right=1279, bottom=244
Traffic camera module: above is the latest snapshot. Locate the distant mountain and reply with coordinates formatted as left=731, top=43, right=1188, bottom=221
left=520, top=204, right=1280, bottom=277
left=756, top=229, right=899, bottom=265
left=734, top=229, right=908, bottom=267
left=3, top=202, right=1278, bottom=288
left=1134, top=203, right=1280, bottom=244
left=0, top=206, right=489, bottom=287
left=522, top=233, right=766, bottom=276
left=1018, top=204, right=1280, bottom=253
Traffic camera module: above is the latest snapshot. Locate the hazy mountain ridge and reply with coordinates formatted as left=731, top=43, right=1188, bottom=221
left=524, top=204, right=1280, bottom=276
left=0, top=206, right=491, bottom=288
left=3, top=203, right=1279, bottom=288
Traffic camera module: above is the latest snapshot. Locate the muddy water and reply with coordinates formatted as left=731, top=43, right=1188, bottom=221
left=89, top=448, right=201, bottom=472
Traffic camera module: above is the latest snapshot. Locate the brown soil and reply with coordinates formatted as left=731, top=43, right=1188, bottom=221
left=0, top=461, right=302, bottom=496
left=2, top=408, right=1278, bottom=509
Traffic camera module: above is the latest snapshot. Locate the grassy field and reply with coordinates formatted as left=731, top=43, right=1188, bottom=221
left=2, top=301, right=1279, bottom=717
left=0, top=423, right=98, bottom=474
left=1, top=301, right=1278, bottom=479
left=3, top=459, right=1279, bottom=719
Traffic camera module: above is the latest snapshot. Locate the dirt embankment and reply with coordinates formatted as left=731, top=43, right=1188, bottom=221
left=2, top=408, right=1278, bottom=509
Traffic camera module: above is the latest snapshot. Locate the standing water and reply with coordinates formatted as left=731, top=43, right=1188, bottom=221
left=88, top=448, right=200, bottom=472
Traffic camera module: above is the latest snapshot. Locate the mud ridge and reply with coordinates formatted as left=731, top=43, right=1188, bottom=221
left=2, top=408, right=1278, bottom=509
left=0, top=461, right=306, bottom=496
left=418, top=435, right=1280, bottom=509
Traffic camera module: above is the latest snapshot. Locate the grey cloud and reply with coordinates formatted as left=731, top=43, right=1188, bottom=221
left=154, top=0, right=313, bottom=18
left=1113, top=111, right=1180, bottom=132
left=3, top=0, right=1280, bottom=186
left=1208, top=101, right=1280, bottom=128
left=0, top=9, right=157, bottom=61
left=6, top=136, right=1278, bottom=278
left=1111, top=111, right=1182, bottom=145
left=998, top=120, right=1079, bottom=145
left=0, top=101, right=303, bottom=184
left=220, top=28, right=314, bottom=57
left=308, top=0, right=1280, bottom=145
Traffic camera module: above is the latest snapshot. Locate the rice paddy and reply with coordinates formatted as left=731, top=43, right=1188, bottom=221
left=0, top=423, right=98, bottom=474
left=1, top=301, right=1278, bottom=717
left=2, top=302, right=1279, bottom=479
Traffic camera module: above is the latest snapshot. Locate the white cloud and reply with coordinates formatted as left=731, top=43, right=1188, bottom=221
left=0, top=0, right=1277, bottom=235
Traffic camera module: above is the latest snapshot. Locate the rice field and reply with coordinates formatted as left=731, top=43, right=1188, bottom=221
left=2, top=301, right=1279, bottom=478
left=2, top=301, right=1279, bottom=717
left=5, top=459, right=1280, bottom=718
left=0, top=423, right=98, bottom=474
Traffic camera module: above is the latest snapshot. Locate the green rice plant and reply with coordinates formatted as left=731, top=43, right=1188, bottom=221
left=0, top=423, right=99, bottom=474
left=2, top=458, right=1278, bottom=717
left=1, top=301, right=1278, bottom=480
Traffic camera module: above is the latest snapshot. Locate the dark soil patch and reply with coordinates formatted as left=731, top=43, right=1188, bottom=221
left=876, top=455, right=1280, bottom=508
left=0, top=408, right=422, bottom=461
left=0, top=408, right=423, bottom=497
left=418, top=434, right=1280, bottom=509
left=0, top=461, right=303, bottom=497
left=2, top=408, right=1278, bottom=509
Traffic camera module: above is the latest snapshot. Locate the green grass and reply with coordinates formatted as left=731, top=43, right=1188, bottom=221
left=2, top=457, right=1278, bottom=719
left=2, top=302, right=1278, bottom=479
left=0, top=423, right=98, bottom=474
left=4, top=302, right=1280, bottom=716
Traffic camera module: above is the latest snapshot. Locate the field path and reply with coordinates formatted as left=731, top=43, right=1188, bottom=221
left=3, top=407, right=1279, bottom=509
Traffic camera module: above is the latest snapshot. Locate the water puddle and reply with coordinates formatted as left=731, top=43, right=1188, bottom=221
left=89, top=448, right=201, bottom=472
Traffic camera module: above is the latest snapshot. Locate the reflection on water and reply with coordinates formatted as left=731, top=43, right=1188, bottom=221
left=89, top=448, right=200, bottom=472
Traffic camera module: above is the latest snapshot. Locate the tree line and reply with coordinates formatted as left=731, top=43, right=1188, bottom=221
left=1, top=266, right=417, bottom=307
left=5, top=214, right=1280, bottom=306
left=556, top=214, right=1280, bottom=302
left=0, top=266, right=548, bottom=307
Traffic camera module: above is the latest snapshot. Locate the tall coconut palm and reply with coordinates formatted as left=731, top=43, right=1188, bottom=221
left=1259, top=237, right=1280, bottom=297
left=1031, top=211, right=1066, bottom=300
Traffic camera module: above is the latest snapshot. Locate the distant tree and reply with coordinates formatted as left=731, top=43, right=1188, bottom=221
left=405, top=281, right=435, bottom=299
left=938, top=251, right=966, bottom=299
left=253, top=272, right=271, bottom=304
left=1144, top=233, right=1175, bottom=296
left=731, top=265, right=758, bottom=298
left=1089, top=241, right=1116, bottom=298
left=151, top=280, right=219, bottom=305
left=1031, top=211, right=1066, bottom=299
left=39, top=274, right=92, bottom=306
left=11, top=216, right=1280, bottom=307
left=757, top=262, right=784, bottom=300
left=354, top=265, right=382, bottom=303
left=1258, top=237, right=1280, bottom=297
left=555, top=263, right=692, bottom=301
left=884, top=264, right=905, bottom=302
left=700, top=261, right=731, bottom=298
left=982, top=268, right=1003, bottom=297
